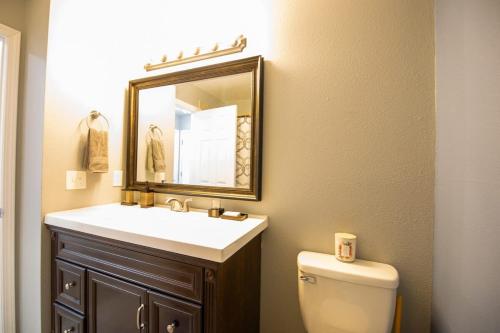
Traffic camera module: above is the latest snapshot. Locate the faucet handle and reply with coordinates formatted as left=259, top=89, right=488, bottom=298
left=183, top=198, right=193, bottom=212
left=165, top=197, right=181, bottom=211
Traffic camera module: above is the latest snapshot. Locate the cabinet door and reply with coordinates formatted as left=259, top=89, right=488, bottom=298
left=149, top=291, right=201, bottom=333
left=88, top=270, right=148, bottom=333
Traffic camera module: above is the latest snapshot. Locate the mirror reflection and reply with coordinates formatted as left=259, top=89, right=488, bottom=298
left=136, top=72, right=253, bottom=188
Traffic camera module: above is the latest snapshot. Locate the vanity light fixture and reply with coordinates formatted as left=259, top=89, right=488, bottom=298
left=144, top=35, right=247, bottom=71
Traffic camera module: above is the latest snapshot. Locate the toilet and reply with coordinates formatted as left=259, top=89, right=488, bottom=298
left=297, top=251, right=399, bottom=333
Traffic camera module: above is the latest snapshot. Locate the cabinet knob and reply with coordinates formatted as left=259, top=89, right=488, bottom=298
left=64, top=281, right=75, bottom=290
left=166, top=320, right=178, bottom=333
left=63, top=327, right=74, bottom=333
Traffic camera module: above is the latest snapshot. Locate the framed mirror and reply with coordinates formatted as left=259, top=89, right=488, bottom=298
left=126, top=56, right=263, bottom=200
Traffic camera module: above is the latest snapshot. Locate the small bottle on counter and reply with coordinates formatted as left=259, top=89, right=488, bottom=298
left=121, top=189, right=137, bottom=206
left=208, top=199, right=224, bottom=218
left=139, top=182, right=154, bottom=208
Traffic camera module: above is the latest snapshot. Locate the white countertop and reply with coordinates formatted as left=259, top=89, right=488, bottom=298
left=44, top=203, right=268, bottom=263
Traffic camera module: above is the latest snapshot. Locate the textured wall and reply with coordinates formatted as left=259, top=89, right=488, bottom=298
left=43, top=1, right=435, bottom=332
left=433, top=0, right=500, bottom=332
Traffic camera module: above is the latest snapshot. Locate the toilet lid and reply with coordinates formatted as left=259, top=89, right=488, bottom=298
left=298, top=251, right=399, bottom=289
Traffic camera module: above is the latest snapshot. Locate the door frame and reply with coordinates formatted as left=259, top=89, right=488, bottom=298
left=0, top=23, right=21, bottom=333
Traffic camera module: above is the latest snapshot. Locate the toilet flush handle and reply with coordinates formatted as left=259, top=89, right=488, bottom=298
left=299, top=275, right=316, bottom=284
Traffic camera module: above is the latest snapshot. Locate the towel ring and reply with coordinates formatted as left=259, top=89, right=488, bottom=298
left=146, top=124, right=163, bottom=143
left=149, top=124, right=163, bottom=136
left=86, top=110, right=110, bottom=130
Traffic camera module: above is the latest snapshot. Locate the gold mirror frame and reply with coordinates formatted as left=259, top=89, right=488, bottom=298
left=126, top=56, right=264, bottom=201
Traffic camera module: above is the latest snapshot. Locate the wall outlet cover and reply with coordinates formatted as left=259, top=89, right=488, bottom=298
left=66, top=171, right=87, bottom=190
left=112, top=170, right=123, bottom=187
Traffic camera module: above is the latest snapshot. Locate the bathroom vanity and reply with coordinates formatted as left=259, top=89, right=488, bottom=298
left=45, top=204, right=268, bottom=333
left=46, top=55, right=266, bottom=333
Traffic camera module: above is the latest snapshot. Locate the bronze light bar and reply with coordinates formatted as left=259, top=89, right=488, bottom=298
left=144, top=35, right=247, bottom=71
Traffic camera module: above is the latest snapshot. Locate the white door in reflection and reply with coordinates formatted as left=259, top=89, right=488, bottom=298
left=189, top=105, right=237, bottom=187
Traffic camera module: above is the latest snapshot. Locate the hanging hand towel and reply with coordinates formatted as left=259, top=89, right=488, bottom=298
left=146, top=141, right=155, bottom=173
left=86, top=128, right=109, bottom=173
left=151, top=138, right=166, bottom=172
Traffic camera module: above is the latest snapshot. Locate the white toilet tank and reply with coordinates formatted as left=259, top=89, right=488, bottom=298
left=298, top=251, right=399, bottom=333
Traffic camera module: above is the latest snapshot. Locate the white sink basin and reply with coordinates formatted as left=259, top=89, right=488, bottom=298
left=44, top=203, right=268, bottom=262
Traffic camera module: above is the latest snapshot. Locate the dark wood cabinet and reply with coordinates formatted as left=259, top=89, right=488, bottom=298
left=54, top=303, right=85, bottom=333
left=49, top=226, right=262, bottom=333
left=149, top=291, right=201, bottom=333
left=88, top=270, right=148, bottom=333
left=56, top=259, right=86, bottom=314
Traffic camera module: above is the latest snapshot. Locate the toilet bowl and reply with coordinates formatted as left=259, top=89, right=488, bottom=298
left=298, top=251, right=399, bottom=333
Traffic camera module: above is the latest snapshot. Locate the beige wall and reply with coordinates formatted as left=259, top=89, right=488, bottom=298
left=136, top=85, right=176, bottom=183
left=177, top=83, right=251, bottom=116
left=433, top=0, right=500, bottom=331
left=0, top=0, right=25, bottom=32
left=42, top=0, right=435, bottom=332
left=176, top=83, right=223, bottom=110
left=1, top=0, right=51, bottom=331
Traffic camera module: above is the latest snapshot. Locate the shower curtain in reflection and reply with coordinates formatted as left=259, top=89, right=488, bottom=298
left=236, top=116, right=251, bottom=188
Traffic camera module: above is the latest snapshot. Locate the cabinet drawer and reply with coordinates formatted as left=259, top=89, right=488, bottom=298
left=149, top=291, right=201, bottom=333
left=54, top=303, right=85, bottom=333
left=56, top=232, right=203, bottom=302
left=56, top=259, right=86, bottom=314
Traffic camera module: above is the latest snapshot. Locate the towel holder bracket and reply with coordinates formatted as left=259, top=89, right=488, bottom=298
left=85, top=110, right=110, bottom=130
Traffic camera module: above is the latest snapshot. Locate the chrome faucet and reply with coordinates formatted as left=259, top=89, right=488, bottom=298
left=165, top=198, right=193, bottom=212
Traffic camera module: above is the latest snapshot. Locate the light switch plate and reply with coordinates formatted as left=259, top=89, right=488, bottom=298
left=154, top=172, right=166, bottom=184
left=66, top=171, right=86, bottom=190
left=112, top=170, right=123, bottom=187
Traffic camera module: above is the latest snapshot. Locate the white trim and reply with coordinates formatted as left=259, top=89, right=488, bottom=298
left=175, top=98, right=200, bottom=113
left=0, top=23, right=21, bottom=333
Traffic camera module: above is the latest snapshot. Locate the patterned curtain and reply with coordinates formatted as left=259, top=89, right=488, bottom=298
left=236, top=116, right=251, bottom=188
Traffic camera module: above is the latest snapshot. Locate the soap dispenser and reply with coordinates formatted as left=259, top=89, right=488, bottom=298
left=139, top=182, right=154, bottom=208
